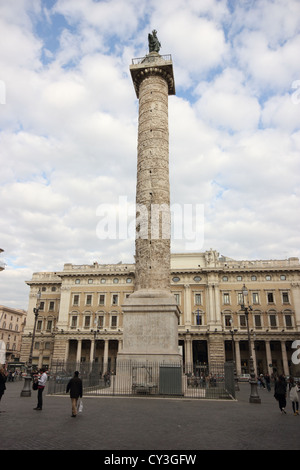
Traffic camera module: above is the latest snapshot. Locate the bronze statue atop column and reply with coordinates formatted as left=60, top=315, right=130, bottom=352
left=148, top=30, right=161, bottom=53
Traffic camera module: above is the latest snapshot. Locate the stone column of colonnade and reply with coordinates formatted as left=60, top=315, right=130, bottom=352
left=72, top=338, right=110, bottom=371
left=232, top=339, right=291, bottom=377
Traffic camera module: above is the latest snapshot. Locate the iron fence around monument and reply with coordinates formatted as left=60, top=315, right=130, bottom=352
left=48, top=360, right=235, bottom=400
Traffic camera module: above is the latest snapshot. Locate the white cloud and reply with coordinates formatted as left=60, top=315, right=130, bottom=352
left=262, top=93, right=300, bottom=131
left=235, top=31, right=300, bottom=94
left=194, top=68, right=261, bottom=132
left=0, top=0, right=300, bottom=309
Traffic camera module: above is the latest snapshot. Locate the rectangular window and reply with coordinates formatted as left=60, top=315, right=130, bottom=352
left=237, top=293, right=243, bottom=305
left=285, top=315, right=292, bottom=328
left=252, top=293, right=259, bottom=304
left=174, top=294, right=180, bottom=305
left=84, top=316, right=91, bottom=328
left=267, top=292, right=274, bottom=303
left=195, top=311, right=202, bottom=325
left=254, top=315, right=261, bottom=328
left=73, top=295, right=80, bottom=306
left=195, top=293, right=201, bottom=305
left=99, top=294, right=105, bottom=305
left=112, top=294, right=118, bottom=306
left=71, top=316, right=78, bottom=328
left=223, top=293, right=230, bottom=305
left=239, top=315, right=247, bottom=328
left=282, top=292, right=289, bottom=303
left=111, top=315, right=118, bottom=328
left=86, top=294, right=92, bottom=306
left=269, top=315, right=277, bottom=328
left=97, top=316, right=104, bottom=328
left=49, top=301, right=55, bottom=311
left=224, top=315, right=232, bottom=328
left=46, top=320, right=53, bottom=331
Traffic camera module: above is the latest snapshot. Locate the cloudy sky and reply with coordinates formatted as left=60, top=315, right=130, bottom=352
left=1, top=0, right=300, bottom=310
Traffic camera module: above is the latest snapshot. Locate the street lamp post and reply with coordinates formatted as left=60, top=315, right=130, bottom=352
left=229, top=319, right=239, bottom=391
left=241, top=284, right=261, bottom=404
left=90, top=319, right=100, bottom=385
left=20, top=290, right=41, bottom=397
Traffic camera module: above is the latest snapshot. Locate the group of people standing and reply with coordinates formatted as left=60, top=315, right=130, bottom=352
left=1, top=365, right=82, bottom=418
left=274, top=375, right=300, bottom=415
left=1, top=364, right=300, bottom=418
left=33, top=368, right=83, bottom=417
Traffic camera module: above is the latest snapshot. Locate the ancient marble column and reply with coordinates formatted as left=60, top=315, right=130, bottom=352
left=118, top=50, right=180, bottom=364
left=131, top=52, right=175, bottom=295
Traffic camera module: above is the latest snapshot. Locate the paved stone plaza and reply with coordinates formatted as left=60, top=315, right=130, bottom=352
left=0, top=380, right=299, bottom=451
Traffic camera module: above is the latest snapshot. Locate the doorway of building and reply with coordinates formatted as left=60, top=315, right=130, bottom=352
left=192, top=340, right=208, bottom=365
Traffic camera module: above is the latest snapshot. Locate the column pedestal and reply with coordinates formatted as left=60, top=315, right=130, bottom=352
left=118, top=290, right=181, bottom=364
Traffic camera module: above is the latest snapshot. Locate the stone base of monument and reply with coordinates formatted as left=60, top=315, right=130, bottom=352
left=115, top=289, right=182, bottom=395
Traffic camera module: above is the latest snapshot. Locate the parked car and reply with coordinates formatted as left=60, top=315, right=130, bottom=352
left=238, top=374, right=251, bottom=382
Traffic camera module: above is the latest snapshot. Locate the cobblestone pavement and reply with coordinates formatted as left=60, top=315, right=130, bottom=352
left=0, top=380, right=299, bottom=451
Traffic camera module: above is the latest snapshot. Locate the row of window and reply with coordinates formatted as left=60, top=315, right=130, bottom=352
left=37, top=301, right=56, bottom=312
left=37, top=290, right=291, bottom=312
left=36, top=319, right=54, bottom=332
left=34, top=308, right=294, bottom=332
left=0, top=322, right=20, bottom=331
left=41, top=286, right=58, bottom=292
left=222, top=291, right=290, bottom=305
left=173, top=291, right=290, bottom=306
left=72, top=292, right=131, bottom=307
left=1, top=333, right=19, bottom=351
left=70, top=314, right=119, bottom=330
left=172, top=274, right=287, bottom=282
left=184, top=312, right=294, bottom=329
left=37, top=293, right=128, bottom=312
left=3, top=342, right=18, bottom=351
left=33, top=341, right=52, bottom=350
left=37, top=273, right=289, bottom=293
left=224, top=313, right=293, bottom=329
left=62, top=311, right=297, bottom=331
left=74, top=278, right=133, bottom=285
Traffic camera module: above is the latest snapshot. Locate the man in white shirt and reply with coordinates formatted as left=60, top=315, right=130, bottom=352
left=34, top=368, right=47, bottom=410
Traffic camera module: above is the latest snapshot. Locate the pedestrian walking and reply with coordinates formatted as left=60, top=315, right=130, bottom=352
left=288, top=377, right=299, bottom=415
left=259, top=374, right=265, bottom=389
left=264, top=373, right=271, bottom=392
left=66, top=371, right=83, bottom=417
left=34, top=367, right=47, bottom=411
left=0, top=366, right=7, bottom=411
left=274, top=375, right=287, bottom=414
left=104, top=371, right=111, bottom=387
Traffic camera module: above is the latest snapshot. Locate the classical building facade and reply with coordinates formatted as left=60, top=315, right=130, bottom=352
left=0, top=305, right=27, bottom=364
left=20, top=249, right=300, bottom=377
